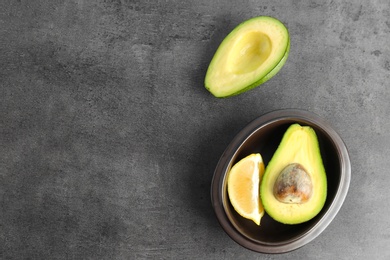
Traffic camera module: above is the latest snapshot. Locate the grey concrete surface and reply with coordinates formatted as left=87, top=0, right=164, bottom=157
left=1, top=0, right=390, bottom=259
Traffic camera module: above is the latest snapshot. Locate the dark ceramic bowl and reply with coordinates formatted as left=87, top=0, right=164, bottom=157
left=211, top=109, right=351, bottom=253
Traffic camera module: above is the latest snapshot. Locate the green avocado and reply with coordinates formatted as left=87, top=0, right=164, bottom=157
left=260, top=124, right=327, bottom=225
left=204, top=16, right=290, bottom=98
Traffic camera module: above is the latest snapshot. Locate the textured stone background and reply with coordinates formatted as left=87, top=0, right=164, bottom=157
left=1, top=0, right=390, bottom=259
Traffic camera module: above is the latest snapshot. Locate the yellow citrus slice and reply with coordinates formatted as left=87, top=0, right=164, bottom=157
left=227, top=153, right=265, bottom=225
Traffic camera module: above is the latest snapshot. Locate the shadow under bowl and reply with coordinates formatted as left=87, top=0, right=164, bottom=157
left=211, top=109, right=351, bottom=253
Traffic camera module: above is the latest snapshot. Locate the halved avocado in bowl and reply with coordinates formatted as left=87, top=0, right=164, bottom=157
left=260, top=124, right=328, bottom=225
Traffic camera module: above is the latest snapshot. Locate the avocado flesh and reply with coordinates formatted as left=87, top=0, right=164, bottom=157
left=235, top=38, right=290, bottom=96
left=205, top=16, right=289, bottom=98
left=260, top=124, right=327, bottom=225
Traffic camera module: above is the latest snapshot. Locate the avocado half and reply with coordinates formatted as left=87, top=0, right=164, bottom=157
left=260, top=124, right=327, bottom=225
left=205, top=16, right=290, bottom=98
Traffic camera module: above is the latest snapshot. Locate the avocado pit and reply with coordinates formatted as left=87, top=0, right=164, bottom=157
left=273, top=163, right=313, bottom=204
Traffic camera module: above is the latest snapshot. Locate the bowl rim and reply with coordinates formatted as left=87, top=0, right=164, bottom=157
left=210, top=109, right=351, bottom=254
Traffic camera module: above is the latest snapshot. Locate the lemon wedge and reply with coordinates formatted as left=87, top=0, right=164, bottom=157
left=227, top=153, right=265, bottom=225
